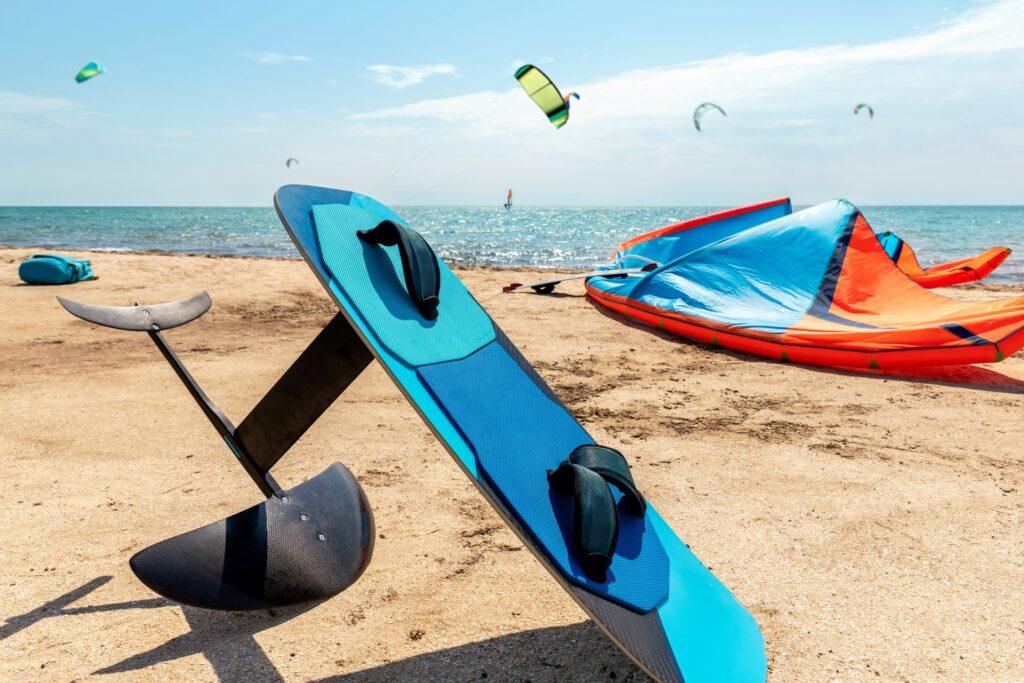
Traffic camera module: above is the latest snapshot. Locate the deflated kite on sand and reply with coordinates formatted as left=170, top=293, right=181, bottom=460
left=585, top=199, right=1024, bottom=369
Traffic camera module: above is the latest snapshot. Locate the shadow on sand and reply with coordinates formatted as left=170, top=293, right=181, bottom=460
left=2, top=575, right=311, bottom=682
left=0, top=576, right=166, bottom=643
left=588, top=298, right=1024, bottom=395
left=506, top=289, right=584, bottom=299
left=3, top=576, right=642, bottom=681
left=315, top=621, right=641, bottom=682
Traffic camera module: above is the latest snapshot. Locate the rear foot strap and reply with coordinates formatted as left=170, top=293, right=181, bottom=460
left=548, top=445, right=647, bottom=581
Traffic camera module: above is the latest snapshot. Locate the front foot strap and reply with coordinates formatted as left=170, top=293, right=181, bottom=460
left=548, top=445, right=647, bottom=582
left=568, top=445, right=646, bottom=514
left=357, top=220, right=441, bottom=320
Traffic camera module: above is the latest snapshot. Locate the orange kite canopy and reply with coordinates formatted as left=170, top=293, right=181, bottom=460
left=877, top=231, right=1011, bottom=288
left=586, top=199, right=1024, bottom=369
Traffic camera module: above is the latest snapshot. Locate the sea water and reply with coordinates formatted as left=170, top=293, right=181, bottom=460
left=1, top=205, right=1023, bottom=284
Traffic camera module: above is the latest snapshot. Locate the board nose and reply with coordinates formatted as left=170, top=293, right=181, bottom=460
left=129, top=463, right=374, bottom=610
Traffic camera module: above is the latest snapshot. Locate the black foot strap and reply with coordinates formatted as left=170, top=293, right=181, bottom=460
left=358, top=220, right=441, bottom=320
left=548, top=445, right=647, bottom=581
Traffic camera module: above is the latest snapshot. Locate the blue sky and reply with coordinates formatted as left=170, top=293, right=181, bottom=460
left=1, top=1, right=1022, bottom=205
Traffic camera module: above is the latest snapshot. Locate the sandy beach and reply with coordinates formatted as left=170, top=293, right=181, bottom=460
left=1, top=246, right=1022, bottom=681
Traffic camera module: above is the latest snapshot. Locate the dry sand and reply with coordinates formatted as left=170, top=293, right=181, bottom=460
left=1, top=247, right=1022, bottom=682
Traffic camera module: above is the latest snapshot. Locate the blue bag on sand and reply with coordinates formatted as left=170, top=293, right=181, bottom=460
left=18, top=254, right=98, bottom=285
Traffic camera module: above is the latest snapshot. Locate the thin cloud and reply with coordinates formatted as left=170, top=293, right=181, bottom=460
left=242, top=52, right=311, bottom=64
left=234, top=125, right=273, bottom=134
left=98, top=127, right=196, bottom=148
left=340, top=0, right=1024, bottom=204
left=336, top=123, right=419, bottom=138
left=350, top=0, right=1024, bottom=132
left=0, top=91, right=75, bottom=115
left=0, top=91, right=85, bottom=138
left=367, top=63, right=457, bottom=90
left=508, top=57, right=553, bottom=70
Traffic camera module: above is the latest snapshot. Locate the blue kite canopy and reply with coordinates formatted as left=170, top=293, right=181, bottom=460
left=586, top=199, right=1024, bottom=368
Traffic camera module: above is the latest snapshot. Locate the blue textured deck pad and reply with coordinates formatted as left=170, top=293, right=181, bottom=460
left=418, top=341, right=669, bottom=613
left=311, top=203, right=494, bottom=366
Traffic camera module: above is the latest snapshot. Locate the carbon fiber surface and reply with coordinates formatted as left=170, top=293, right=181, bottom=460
left=130, top=463, right=373, bottom=610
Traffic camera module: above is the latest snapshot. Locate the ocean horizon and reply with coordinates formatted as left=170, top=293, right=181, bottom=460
left=3, top=204, right=1023, bottom=283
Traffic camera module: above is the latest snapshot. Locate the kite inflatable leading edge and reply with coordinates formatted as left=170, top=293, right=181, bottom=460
left=515, top=64, right=573, bottom=128
left=877, top=231, right=1011, bottom=288
left=586, top=199, right=1024, bottom=369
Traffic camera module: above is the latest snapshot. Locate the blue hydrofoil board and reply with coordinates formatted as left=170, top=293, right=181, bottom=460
left=274, top=185, right=765, bottom=682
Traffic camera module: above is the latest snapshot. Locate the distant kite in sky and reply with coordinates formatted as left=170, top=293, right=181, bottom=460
left=854, top=103, right=875, bottom=119
left=286, top=157, right=299, bottom=168
left=693, top=102, right=726, bottom=132
left=75, top=61, right=105, bottom=84
left=564, top=91, right=580, bottom=105
left=515, top=65, right=574, bottom=129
